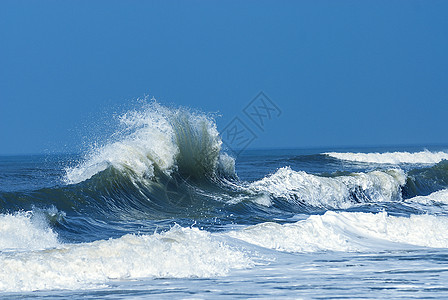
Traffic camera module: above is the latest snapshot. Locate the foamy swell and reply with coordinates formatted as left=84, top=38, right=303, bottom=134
left=325, top=150, right=448, bottom=165
left=65, top=102, right=233, bottom=184
left=228, top=211, right=448, bottom=252
left=0, top=226, right=253, bottom=292
left=249, top=167, right=406, bottom=208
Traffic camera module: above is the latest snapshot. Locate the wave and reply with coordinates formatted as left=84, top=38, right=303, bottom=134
left=0, top=223, right=253, bottom=292
left=65, top=102, right=234, bottom=185
left=227, top=211, right=448, bottom=252
left=249, top=167, right=406, bottom=208
left=325, top=150, right=448, bottom=165
left=3, top=102, right=447, bottom=223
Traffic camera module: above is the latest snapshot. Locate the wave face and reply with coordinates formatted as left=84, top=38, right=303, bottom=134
left=325, top=150, right=448, bottom=165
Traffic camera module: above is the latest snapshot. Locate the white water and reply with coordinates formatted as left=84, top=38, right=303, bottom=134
left=249, top=167, right=406, bottom=208
left=325, top=150, right=448, bottom=164
left=0, top=221, right=253, bottom=292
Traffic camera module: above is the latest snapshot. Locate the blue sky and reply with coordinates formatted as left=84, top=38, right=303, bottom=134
left=1, top=0, right=447, bottom=155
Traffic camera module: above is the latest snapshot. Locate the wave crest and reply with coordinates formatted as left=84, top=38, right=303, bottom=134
left=65, top=102, right=234, bottom=185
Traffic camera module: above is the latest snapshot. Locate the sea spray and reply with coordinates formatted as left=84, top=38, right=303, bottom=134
left=65, top=102, right=234, bottom=185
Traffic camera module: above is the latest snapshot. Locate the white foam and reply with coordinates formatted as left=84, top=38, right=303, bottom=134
left=228, top=211, right=448, bottom=253
left=0, top=225, right=253, bottom=292
left=407, top=189, right=448, bottom=205
left=0, top=212, right=59, bottom=252
left=249, top=167, right=406, bottom=208
left=325, top=150, right=448, bottom=165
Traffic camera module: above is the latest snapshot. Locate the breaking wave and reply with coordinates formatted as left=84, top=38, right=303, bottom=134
left=65, top=102, right=234, bottom=185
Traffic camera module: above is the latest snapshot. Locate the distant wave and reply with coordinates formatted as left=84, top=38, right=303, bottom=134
left=227, top=211, right=448, bottom=252
left=249, top=167, right=406, bottom=208
left=325, top=150, right=448, bottom=165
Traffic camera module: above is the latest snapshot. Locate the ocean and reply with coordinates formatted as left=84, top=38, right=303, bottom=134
left=1, top=103, right=448, bottom=299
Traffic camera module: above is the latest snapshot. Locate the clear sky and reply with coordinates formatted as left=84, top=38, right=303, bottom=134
left=1, top=0, right=447, bottom=155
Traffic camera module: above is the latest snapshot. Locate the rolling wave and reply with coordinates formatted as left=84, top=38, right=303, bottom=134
left=3, top=101, right=448, bottom=295
left=402, top=161, right=448, bottom=198
left=57, top=104, right=448, bottom=212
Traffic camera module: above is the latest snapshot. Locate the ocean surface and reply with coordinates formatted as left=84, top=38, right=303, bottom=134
left=2, top=104, right=448, bottom=299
